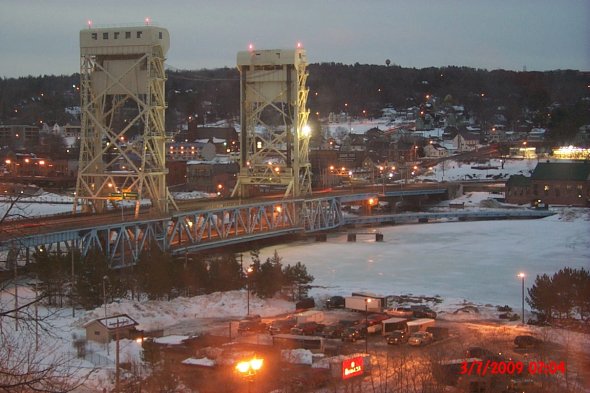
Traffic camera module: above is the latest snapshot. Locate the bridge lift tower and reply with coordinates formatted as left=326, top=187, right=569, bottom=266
left=74, top=24, right=177, bottom=215
left=231, top=46, right=312, bottom=198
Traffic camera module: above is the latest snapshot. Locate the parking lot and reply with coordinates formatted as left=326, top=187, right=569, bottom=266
left=153, top=304, right=587, bottom=393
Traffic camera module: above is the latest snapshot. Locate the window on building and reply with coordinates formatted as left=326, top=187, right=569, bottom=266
left=94, top=331, right=100, bottom=336
left=103, top=32, right=109, bottom=40
left=114, top=32, right=120, bottom=39
left=137, top=31, right=142, bottom=38
left=91, top=33, right=97, bottom=40
left=125, top=31, right=131, bottom=39
left=159, top=32, right=163, bottom=39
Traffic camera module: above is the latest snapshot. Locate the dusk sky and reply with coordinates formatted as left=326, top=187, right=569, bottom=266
left=1, top=0, right=588, bottom=78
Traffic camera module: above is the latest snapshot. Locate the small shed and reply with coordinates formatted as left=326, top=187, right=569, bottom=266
left=84, top=314, right=140, bottom=344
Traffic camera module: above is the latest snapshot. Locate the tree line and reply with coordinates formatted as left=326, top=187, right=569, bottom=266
left=30, top=244, right=313, bottom=310
left=2, top=65, right=588, bottom=145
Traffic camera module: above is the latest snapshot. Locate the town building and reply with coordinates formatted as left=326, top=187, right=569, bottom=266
left=186, top=157, right=238, bottom=196
left=505, top=161, right=590, bottom=207
left=0, top=125, right=40, bottom=149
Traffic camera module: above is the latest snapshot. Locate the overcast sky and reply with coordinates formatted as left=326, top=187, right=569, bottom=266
left=0, top=0, right=588, bottom=78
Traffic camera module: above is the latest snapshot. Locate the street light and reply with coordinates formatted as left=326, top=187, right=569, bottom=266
left=236, top=357, right=264, bottom=393
left=103, top=275, right=109, bottom=356
left=518, top=273, right=525, bottom=324
left=246, top=266, right=253, bottom=316
left=365, top=298, right=371, bottom=354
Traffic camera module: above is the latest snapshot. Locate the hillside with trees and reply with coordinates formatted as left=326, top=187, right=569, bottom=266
left=1, top=65, right=588, bottom=144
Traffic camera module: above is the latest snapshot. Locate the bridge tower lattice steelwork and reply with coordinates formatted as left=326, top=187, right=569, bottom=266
left=232, top=46, right=312, bottom=198
left=74, top=24, right=177, bottom=215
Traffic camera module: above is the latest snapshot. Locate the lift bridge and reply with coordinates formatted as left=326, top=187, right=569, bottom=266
left=0, top=186, right=557, bottom=268
left=1, top=196, right=348, bottom=267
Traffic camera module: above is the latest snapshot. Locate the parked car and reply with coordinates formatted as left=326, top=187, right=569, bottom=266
left=341, top=325, right=367, bottom=342
left=290, top=322, right=325, bottom=336
left=325, top=295, right=345, bottom=309
left=411, top=305, right=437, bottom=319
left=322, top=324, right=345, bottom=338
left=296, top=297, right=316, bottom=310
left=386, top=307, right=414, bottom=318
left=386, top=330, right=409, bottom=345
left=237, top=320, right=267, bottom=334
left=514, top=335, right=542, bottom=349
left=268, top=318, right=297, bottom=335
left=408, top=331, right=434, bottom=346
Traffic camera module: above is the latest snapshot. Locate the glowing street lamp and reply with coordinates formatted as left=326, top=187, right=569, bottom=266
left=236, top=357, right=264, bottom=392
left=246, top=266, right=254, bottom=316
left=518, top=273, right=525, bottom=324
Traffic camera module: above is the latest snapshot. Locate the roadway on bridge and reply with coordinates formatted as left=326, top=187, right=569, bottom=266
left=0, top=183, right=449, bottom=242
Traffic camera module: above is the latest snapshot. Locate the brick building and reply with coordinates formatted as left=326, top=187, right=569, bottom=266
left=505, top=161, right=590, bottom=207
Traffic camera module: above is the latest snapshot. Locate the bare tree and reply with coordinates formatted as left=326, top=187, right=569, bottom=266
left=0, top=193, right=94, bottom=392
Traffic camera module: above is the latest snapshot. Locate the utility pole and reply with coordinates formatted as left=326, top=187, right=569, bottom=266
left=103, top=276, right=109, bottom=356
left=115, top=317, right=120, bottom=392
left=14, top=247, right=18, bottom=331
left=71, top=246, right=75, bottom=317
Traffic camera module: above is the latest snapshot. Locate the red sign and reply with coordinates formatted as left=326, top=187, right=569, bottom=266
left=342, top=356, right=364, bottom=380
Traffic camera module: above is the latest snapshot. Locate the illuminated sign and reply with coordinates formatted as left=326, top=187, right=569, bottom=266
left=342, top=356, right=364, bottom=380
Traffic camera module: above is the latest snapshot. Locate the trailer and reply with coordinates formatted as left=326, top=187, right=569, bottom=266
left=381, top=317, right=409, bottom=336
left=406, top=318, right=435, bottom=333
left=345, top=296, right=383, bottom=312
left=351, top=292, right=387, bottom=306
left=367, top=323, right=382, bottom=334
left=294, top=310, right=324, bottom=324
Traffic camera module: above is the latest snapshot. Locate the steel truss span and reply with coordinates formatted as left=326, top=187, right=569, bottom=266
left=1, top=197, right=343, bottom=267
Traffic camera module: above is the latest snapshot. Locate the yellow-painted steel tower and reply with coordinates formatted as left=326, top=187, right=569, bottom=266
left=74, top=24, right=177, bottom=215
left=232, top=47, right=312, bottom=198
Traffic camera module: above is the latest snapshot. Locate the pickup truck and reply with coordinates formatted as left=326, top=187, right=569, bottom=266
left=268, top=318, right=297, bottom=335
left=237, top=320, right=267, bottom=334
left=290, top=322, right=325, bottom=336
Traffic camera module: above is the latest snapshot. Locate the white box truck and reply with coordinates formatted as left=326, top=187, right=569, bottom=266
left=406, top=318, right=435, bottom=333
left=381, top=317, right=409, bottom=336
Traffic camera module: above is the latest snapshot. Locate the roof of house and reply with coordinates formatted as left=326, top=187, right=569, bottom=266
left=532, top=161, right=590, bottom=181
left=456, top=131, right=480, bottom=141
left=194, top=127, right=237, bottom=140
left=83, top=314, right=138, bottom=330
left=506, top=174, right=531, bottom=187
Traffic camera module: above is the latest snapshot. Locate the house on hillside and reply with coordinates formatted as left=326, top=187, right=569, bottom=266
left=84, top=314, right=140, bottom=344
left=423, top=143, right=448, bottom=158
left=452, top=130, right=479, bottom=152
left=505, top=161, right=590, bottom=206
